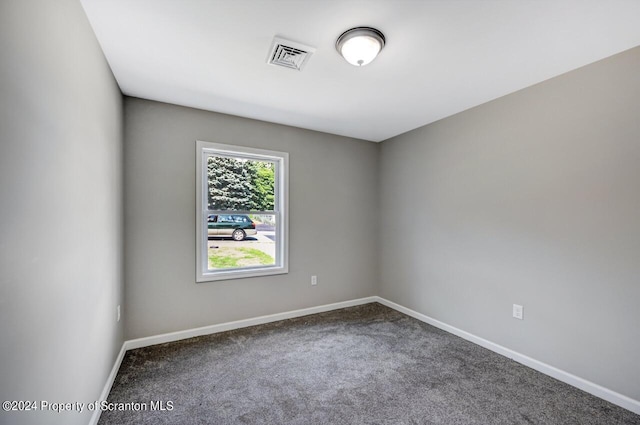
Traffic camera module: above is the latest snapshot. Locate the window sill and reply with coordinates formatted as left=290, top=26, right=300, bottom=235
left=196, top=265, right=288, bottom=283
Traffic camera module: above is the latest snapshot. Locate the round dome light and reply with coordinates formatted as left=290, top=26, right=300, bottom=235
left=336, top=27, right=385, bottom=67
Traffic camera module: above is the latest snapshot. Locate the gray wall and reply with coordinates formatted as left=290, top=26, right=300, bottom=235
left=124, top=98, right=379, bottom=339
left=0, top=1, right=124, bottom=425
left=379, top=46, right=640, bottom=401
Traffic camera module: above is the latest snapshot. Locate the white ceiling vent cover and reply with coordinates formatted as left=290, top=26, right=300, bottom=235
left=267, top=37, right=316, bottom=71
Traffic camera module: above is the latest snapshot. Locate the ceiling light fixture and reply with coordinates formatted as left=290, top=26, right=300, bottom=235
left=336, top=27, right=385, bottom=67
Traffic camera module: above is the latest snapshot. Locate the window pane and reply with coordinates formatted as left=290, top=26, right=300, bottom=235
left=207, top=214, right=277, bottom=271
left=197, top=141, right=288, bottom=282
left=207, top=155, right=275, bottom=211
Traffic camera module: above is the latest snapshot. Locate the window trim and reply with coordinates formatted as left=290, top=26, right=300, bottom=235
left=196, top=141, right=289, bottom=282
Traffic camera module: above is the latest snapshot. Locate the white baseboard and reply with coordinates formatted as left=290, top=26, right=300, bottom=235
left=124, top=296, right=378, bottom=351
left=89, top=343, right=127, bottom=425
left=373, top=296, right=640, bottom=416
left=92, top=294, right=639, bottom=425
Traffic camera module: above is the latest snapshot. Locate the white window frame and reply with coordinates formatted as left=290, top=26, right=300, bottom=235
left=196, top=141, right=289, bottom=282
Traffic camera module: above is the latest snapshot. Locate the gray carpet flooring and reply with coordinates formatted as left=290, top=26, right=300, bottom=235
left=99, top=303, right=640, bottom=424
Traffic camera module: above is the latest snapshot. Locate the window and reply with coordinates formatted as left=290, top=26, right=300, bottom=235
left=196, top=141, right=288, bottom=282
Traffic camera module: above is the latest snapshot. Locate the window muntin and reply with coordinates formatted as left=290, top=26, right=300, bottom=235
left=196, top=141, right=288, bottom=282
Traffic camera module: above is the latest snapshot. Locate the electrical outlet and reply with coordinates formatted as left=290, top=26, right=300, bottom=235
left=513, top=304, right=523, bottom=320
left=311, top=275, right=317, bottom=286
left=117, top=305, right=121, bottom=322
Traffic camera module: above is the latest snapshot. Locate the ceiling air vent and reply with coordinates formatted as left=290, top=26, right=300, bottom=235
left=267, top=37, right=316, bottom=71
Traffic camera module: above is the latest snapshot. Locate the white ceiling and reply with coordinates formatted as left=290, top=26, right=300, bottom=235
left=81, top=0, right=640, bottom=142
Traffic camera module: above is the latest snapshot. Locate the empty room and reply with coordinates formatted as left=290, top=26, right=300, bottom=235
left=1, top=0, right=639, bottom=424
